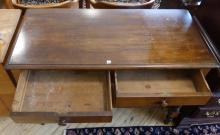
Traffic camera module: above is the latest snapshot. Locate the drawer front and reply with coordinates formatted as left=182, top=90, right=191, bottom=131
left=11, top=112, right=112, bottom=123
left=115, top=96, right=210, bottom=108
left=11, top=112, right=59, bottom=123
left=59, top=112, right=112, bottom=123
left=114, top=70, right=212, bottom=108
left=12, top=70, right=112, bottom=123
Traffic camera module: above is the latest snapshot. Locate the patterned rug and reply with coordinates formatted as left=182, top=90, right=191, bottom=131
left=64, top=124, right=220, bottom=135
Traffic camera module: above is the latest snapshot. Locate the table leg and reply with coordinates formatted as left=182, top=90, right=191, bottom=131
left=85, top=0, right=90, bottom=8
left=79, top=0, right=83, bottom=8
left=164, top=106, right=181, bottom=124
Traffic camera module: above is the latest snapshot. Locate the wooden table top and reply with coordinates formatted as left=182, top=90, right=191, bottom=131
left=6, top=9, right=219, bottom=69
left=0, top=9, right=21, bottom=64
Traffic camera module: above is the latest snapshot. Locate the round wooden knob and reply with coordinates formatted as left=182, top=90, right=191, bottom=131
left=161, top=100, right=168, bottom=108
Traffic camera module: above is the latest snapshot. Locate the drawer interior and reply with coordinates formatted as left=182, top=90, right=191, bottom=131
left=12, top=70, right=112, bottom=123
left=113, top=69, right=212, bottom=107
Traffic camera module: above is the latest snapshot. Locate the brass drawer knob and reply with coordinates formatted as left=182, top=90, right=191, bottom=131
left=161, top=100, right=168, bottom=108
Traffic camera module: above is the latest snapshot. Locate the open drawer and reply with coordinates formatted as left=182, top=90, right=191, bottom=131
left=113, top=69, right=212, bottom=108
left=12, top=70, right=112, bottom=123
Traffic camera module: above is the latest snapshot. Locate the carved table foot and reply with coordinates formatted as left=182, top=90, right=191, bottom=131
left=164, top=106, right=181, bottom=124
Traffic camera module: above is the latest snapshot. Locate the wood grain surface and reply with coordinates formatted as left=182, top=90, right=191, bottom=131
left=113, top=69, right=212, bottom=107
left=0, top=9, right=21, bottom=63
left=6, top=9, right=219, bottom=69
left=12, top=70, right=112, bottom=123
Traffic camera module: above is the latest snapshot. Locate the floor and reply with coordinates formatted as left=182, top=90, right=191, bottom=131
left=0, top=108, right=169, bottom=135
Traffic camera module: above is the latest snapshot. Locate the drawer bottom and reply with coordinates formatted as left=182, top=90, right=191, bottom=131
left=12, top=70, right=112, bottom=123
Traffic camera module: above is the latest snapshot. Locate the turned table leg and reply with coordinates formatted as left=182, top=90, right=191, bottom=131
left=85, top=0, right=90, bottom=8
left=164, top=106, right=181, bottom=124
left=79, top=0, right=83, bottom=8
left=78, top=0, right=90, bottom=8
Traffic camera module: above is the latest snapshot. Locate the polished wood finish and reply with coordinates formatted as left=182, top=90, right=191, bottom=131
left=89, top=0, right=154, bottom=9
left=113, top=69, right=212, bottom=107
left=6, top=9, right=218, bottom=69
left=0, top=9, right=21, bottom=63
left=12, top=70, right=112, bottom=123
left=6, top=9, right=219, bottom=124
left=0, top=9, right=21, bottom=116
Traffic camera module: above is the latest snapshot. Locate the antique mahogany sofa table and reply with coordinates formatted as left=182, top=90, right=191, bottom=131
left=5, top=9, right=219, bottom=125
